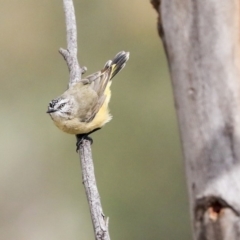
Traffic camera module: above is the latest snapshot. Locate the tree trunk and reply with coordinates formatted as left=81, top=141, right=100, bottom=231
left=151, top=0, right=240, bottom=239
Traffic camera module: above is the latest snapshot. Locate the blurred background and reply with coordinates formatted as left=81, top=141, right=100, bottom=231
left=0, top=1, right=191, bottom=239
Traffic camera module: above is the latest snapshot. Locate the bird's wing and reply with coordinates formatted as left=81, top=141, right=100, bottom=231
left=82, top=62, right=113, bottom=123
left=80, top=51, right=129, bottom=122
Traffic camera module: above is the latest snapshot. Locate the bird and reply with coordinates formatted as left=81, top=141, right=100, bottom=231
left=47, top=51, right=130, bottom=150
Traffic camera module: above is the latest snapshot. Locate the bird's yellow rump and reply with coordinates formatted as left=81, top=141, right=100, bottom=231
left=47, top=51, right=130, bottom=141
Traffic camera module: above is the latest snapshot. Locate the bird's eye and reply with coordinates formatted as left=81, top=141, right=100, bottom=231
left=49, top=102, right=53, bottom=108
left=59, top=103, right=65, bottom=108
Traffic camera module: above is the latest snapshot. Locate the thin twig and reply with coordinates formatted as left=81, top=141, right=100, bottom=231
left=80, top=140, right=111, bottom=240
left=60, top=1, right=111, bottom=239
left=59, top=0, right=82, bottom=87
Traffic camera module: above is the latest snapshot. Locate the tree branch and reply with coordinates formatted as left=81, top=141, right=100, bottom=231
left=59, top=0, right=85, bottom=87
left=79, top=140, right=111, bottom=240
left=60, top=1, right=110, bottom=239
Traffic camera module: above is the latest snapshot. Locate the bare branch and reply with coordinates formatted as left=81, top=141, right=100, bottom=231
left=60, top=0, right=82, bottom=86
left=79, top=140, right=111, bottom=240
left=60, top=1, right=110, bottom=239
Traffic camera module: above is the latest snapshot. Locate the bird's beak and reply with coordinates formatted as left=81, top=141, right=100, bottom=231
left=46, top=108, right=57, bottom=113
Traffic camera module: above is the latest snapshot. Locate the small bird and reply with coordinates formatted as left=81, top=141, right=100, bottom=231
left=47, top=51, right=130, bottom=150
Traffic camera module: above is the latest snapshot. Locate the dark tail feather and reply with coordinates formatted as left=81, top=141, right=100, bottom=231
left=110, top=51, right=130, bottom=80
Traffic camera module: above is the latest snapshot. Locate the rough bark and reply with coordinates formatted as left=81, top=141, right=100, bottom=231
left=151, top=0, right=240, bottom=239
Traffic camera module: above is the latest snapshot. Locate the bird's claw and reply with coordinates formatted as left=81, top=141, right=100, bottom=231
left=76, top=134, right=93, bottom=152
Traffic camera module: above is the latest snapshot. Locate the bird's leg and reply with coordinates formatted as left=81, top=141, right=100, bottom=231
left=88, top=128, right=101, bottom=135
left=75, top=128, right=101, bottom=151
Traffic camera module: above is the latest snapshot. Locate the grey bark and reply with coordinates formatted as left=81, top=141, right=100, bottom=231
left=59, top=0, right=83, bottom=87
left=79, top=141, right=110, bottom=240
left=60, top=1, right=110, bottom=239
left=151, top=0, right=240, bottom=239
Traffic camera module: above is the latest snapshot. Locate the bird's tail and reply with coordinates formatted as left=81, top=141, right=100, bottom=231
left=103, top=51, right=130, bottom=80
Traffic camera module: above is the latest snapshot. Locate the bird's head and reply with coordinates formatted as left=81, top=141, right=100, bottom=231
left=47, top=97, right=73, bottom=120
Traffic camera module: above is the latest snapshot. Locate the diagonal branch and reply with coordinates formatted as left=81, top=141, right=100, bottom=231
left=79, top=140, right=111, bottom=240
left=60, top=1, right=111, bottom=239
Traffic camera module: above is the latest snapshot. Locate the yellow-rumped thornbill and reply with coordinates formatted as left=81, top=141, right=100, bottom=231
left=47, top=51, right=130, bottom=150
